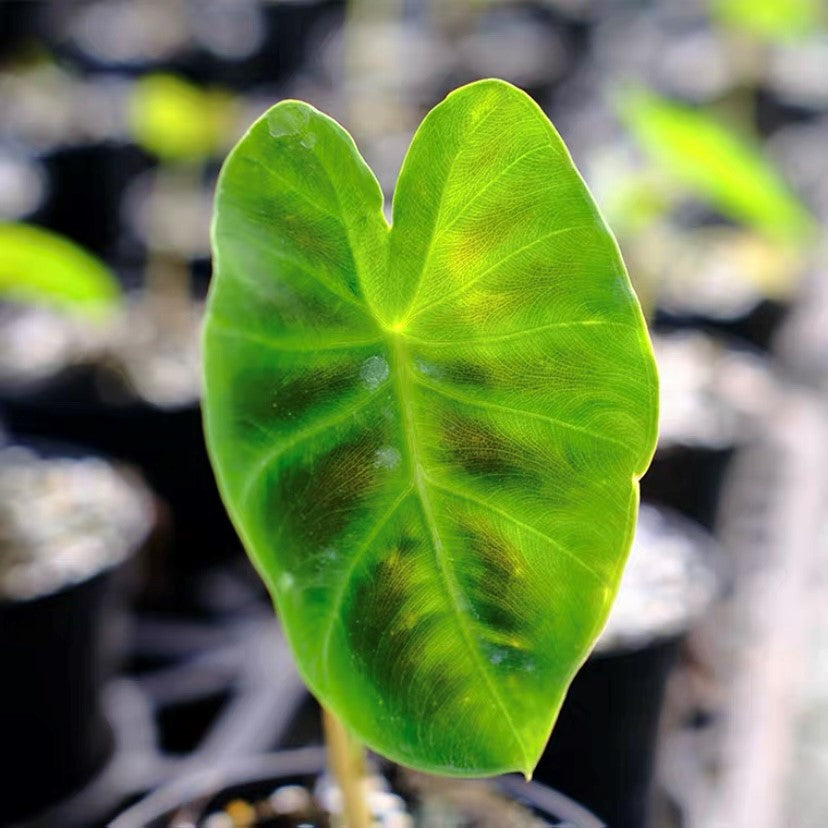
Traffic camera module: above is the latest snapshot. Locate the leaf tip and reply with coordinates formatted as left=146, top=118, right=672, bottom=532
left=265, top=100, right=314, bottom=143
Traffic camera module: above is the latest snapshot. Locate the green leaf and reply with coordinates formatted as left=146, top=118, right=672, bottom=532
left=0, top=223, right=120, bottom=312
left=128, top=73, right=235, bottom=161
left=203, top=79, right=658, bottom=777
left=711, top=0, right=823, bottom=42
left=620, top=90, right=814, bottom=245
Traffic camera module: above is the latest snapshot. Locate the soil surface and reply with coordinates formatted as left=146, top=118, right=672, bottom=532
left=0, top=444, right=152, bottom=600
left=0, top=295, right=202, bottom=407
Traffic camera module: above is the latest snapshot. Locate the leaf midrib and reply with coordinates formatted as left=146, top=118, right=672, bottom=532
left=388, top=331, right=531, bottom=771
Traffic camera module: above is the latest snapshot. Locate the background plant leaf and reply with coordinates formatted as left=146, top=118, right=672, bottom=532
left=203, top=79, right=658, bottom=777
left=710, top=0, right=824, bottom=43
left=128, top=73, right=235, bottom=161
left=620, top=90, right=814, bottom=245
left=0, top=222, right=120, bottom=312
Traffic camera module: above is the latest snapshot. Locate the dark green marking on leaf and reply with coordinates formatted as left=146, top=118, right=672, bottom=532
left=203, top=79, right=659, bottom=777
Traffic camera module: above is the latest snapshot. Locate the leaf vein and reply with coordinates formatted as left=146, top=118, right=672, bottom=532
left=431, top=143, right=554, bottom=245
left=426, top=477, right=609, bottom=588
left=390, top=335, right=532, bottom=768
left=318, top=486, right=414, bottom=686
left=413, top=375, right=628, bottom=450
left=222, top=239, right=368, bottom=314
left=400, top=100, right=504, bottom=317
left=239, top=155, right=341, bottom=223
left=240, top=391, right=381, bottom=507
left=209, top=321, right=382, bottom=353
left=404, top=320, right=634, bottom=348
left=409, top=224, right=594, bottom=320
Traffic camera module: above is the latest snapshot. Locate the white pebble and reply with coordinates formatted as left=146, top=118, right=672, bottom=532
left=269, top=784, right=312, bottom=815
left=202, top=813, right=233, bottom=828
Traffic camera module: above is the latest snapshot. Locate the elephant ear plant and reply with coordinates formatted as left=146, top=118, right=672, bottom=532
left=203, top=78, right=658, bottom=812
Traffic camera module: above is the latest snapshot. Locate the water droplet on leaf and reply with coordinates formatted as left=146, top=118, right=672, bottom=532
left=360, top=355, right=389, bottom=389
left=374, top=446, right=401, bottom=469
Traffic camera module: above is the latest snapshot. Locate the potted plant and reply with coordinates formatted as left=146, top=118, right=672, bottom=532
left=0, top=442, right=154, bottom=823
left=616, top=88, right=815, bottom=351
left=638, top=330, right=776, bottom=529
left=533, top=503, right=722, bottom=826
left=0, top=64, right=250, bottom=609
left=198, top=78, right=659, bottom=824
left=111, top=748, right=606, bottom=827
left=581, top=90, right=803, bottom=529
left=0, top=219, right=239, bottom=608
left=0, top=230, right=158, bottom=822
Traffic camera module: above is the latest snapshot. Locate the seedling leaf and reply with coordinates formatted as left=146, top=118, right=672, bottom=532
left=203, top=80, right=658, bottom=777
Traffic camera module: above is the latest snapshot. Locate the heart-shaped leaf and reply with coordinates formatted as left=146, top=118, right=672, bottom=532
left=203, top=79, right=658, bottom=777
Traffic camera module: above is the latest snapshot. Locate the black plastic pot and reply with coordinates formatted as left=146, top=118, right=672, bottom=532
left=0, top=471, right=154, bottom=828
left=534, top=635, right=682, bottom=828
left=642, top=332, right=773, bottom=530
left=186, top=0, right=344, bottom=90
left=189, top=255, right=212, bottom=299
left=111, top=748, right=605, bottom=828
left=0, top=440, right=157, bottom=823
left=755, top=85, right=825, bottom=137
left=0, top=370, right=240, bottom=608
left=533, top=507, right=723, bottom=828
left=44, top=0, right=341, bottom=88
left=1, top=568, right=118, bottom=822
left=0, top=0, right=45, bottom=55
left=33, top=141, right=154, bottom=268
left=654, top=298, right=789, bottom=353
left=640, top=441, right=736, bottom=531
left=4, top=601, right=303, bottom=827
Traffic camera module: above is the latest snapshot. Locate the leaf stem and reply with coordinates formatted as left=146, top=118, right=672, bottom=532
left=322, top=706, right=372, bottom=828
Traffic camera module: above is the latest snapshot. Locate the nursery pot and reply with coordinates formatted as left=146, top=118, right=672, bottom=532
left=0, top=367, right=239, bottom=607
left=0, top=445, right=154, bottom=823
left=640, top=441, right=735, bottom=531
left=534, top=635, right=682, bottom=828
left=642, top=332, right=774, bottom=530
left=34, top=141, right=154, bottom=265
left=184, top=0, right=342, bottom=90
left=533, top=506, right=722, bottom=828
left=1, top=567, right=120, bottom=822
left=654, top=298, right=789, bottom=353
left=111, top=748, right=606, bottom=828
